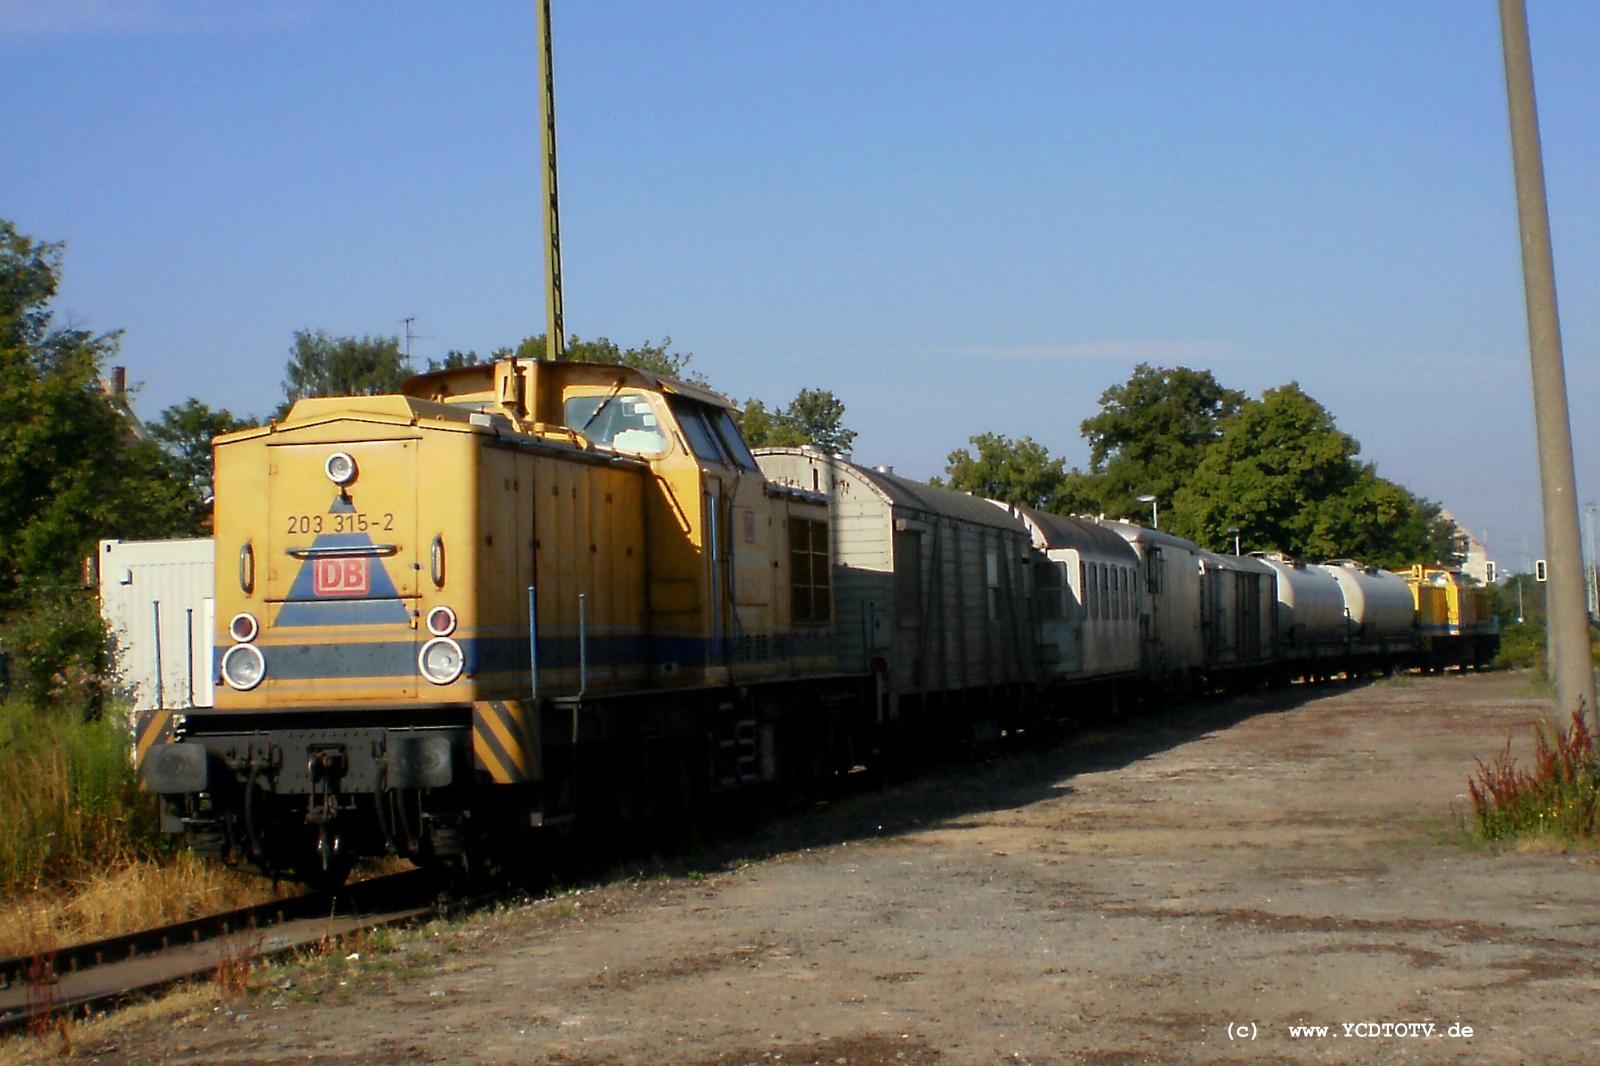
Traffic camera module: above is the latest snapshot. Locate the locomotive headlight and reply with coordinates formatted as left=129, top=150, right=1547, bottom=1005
left=324, top=451, right=358, bottom=486
left=418, top=637, right=464, bottom=685
left=425, top=605, right=458, bottom=636
left=228, top=612, right=259, bottom=643
left=221, top=644, right=266, bottom=690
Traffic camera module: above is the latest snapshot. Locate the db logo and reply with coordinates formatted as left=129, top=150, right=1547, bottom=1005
left=314, top=557, right=370, bottom=596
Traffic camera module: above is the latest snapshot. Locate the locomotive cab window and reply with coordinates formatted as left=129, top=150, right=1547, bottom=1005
left=564, top=390, right=668, bottom=455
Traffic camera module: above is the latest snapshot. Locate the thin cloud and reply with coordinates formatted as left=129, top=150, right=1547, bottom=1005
left=0, top=0, right=310, bottom=39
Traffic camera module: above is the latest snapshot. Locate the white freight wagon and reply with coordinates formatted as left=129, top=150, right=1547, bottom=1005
left=97, top=538, right=215, bottom=709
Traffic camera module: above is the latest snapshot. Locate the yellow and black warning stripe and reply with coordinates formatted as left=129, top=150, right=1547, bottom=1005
left=134, top=709, right=174, bottom=775
left=472, top=699, right=541, bottom=784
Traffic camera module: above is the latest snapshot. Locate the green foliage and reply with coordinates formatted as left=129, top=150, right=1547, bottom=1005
left=1075, top=363, right=1245, bottom=520
left=425, top=349, right=486, bottom=371
left=0, top=700, right=163, bottom=895
left=502, top=333, right=707, bottom=385
left=1493, top=621, right=1546, bottom=672
left=2, top=586, right=113, bottom=714
left=1169, top=382, right=1447, bottom=566
left=149, top=398, right=254, bottom=534
left=934, top=433, right=1068, bottom=508
left=1466, top=708, right=1599, bottom=844
left=278, top=329, right=409, bottom=416
left=736, top=397, right=807, bottom=448
left=736, top=389, right=857, bottom=455
left=0, top=219, right=190, bottom=607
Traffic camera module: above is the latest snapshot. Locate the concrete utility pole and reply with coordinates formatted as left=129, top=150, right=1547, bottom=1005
left=1498, top=0, right=1597, bottom=729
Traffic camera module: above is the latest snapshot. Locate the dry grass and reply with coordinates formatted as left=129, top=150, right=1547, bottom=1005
left=0, top=851, right=291, bottom=959
left=0, top=983, right=223, bottom=1066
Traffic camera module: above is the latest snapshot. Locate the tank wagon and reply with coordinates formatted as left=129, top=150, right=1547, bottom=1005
left=1315, top=560, right=1418, bottom=670
left=1254, top=553, right=1348, bottom=679
left=133, top=358, right=1499, bottom=881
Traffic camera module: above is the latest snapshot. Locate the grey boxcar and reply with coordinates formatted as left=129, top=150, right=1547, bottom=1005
left=1197, top=551, right=1278, bottom=680
left=755, top=449, right=1036, bottom=728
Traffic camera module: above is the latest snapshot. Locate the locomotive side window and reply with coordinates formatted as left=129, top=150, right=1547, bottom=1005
left=564, top=390, right=668, bottom=454
left=710, top=408, right=760, bottom=471
left=790, top=517, right=831, bottom=624
left=667, top=397, right=730, bottom=465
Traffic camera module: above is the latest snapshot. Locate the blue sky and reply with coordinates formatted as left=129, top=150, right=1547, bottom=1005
left=4, top=0, right=1596, bottom=569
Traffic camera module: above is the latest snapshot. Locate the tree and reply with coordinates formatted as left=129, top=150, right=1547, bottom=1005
left=279, top=329, right=408, bottom=416
left=425, top=349, right=486, bottom=371
left=1172, top=382, right=1448, bottom=566
left=935, top=433, right=1069, bottom=508
left=149, top=399, right=254, bottom=534
left=0, top=219, right=189, bottom=707
left=734, top=389, right=857, bottom=455
left=1075, top=364, right=1245, bottom=522
left=736, top=398, right=807, bottom=448
left=500, top=334, right=707, bottom=385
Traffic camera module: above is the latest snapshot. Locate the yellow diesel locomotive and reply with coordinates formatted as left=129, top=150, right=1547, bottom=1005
left=138, top=358, right=864, bottom=880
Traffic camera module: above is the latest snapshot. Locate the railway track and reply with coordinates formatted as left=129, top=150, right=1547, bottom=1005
left=0, top=869, right=442, bottom=1036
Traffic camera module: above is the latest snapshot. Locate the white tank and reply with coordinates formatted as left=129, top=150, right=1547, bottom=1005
left=1315, top=560, right=1416, bottom=642
left=1255, top=554, right=1345, bottom=647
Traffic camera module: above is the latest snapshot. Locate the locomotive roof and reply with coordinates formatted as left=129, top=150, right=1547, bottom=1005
left=999, top=502, right=1139, bottom=559
left=399, top=358, right=735, bottom=409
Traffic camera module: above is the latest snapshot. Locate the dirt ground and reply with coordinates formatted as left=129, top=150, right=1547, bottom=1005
left=48, top=672, right=1600, bottom=1064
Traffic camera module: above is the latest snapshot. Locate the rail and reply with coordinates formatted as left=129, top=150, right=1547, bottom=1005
left=0, top=869, right=439, bottom=1035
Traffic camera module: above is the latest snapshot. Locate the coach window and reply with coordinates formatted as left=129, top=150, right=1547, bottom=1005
left=1036, top=561, right=1062, bottom=621
left=790, top=517, right=831, bottom=624
left=1147, top=547, right=1163, bottom=593
left=985, top=548, right=1001, bottom=622
left=894, top=531, right=923, bottom=623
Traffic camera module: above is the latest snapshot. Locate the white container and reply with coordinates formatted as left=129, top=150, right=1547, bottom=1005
left=97, top=538, right=215, bottom=709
